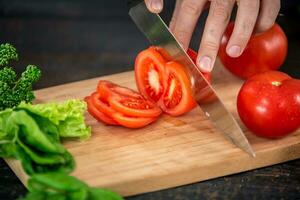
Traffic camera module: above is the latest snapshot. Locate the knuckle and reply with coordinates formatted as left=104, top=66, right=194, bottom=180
left=181, top=0, right=201, bottom=16
left=243, top=0, right=260, bottom=9
left=201, top=40, right=219, bottom=52
left=210, top=0, right=233, bottom=24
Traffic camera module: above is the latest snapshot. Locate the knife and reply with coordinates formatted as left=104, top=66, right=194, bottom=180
left=129, top=1, right=255, bottom=157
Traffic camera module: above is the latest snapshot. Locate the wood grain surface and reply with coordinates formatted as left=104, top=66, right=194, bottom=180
left=5, top=61, right=300, bottom=197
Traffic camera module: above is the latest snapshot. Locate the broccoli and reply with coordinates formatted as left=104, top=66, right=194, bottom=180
left=0, top=43, right=41, bottom=110
left=0, top=43, right=18, bottom=67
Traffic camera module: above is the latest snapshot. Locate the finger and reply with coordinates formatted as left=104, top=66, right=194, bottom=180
left=197, top=0, right=235, bottom=72
left=145, top=0, right=164, bottom=13
left=172, top=0, right=207, bottom=50
left=226, top=0, right=260, bottom=58
left=255, top=0, right=280, bottom=33
left=169, top=0, right=183, bottom=31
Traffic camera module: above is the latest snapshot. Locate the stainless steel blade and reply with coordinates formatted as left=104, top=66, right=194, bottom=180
left=129, top=2, right=255, bottom=157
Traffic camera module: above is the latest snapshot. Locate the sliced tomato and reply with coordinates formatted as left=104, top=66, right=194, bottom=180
left=85, top=96, right=118, bottom=125
left=89, top=92, right=158, bottom=128
left=109, top=95, right=162, bottom=118
left=91, top=92, right=116, bottom=118
left=97, top=81, right=162, bottom=118
left=97, top=80, right=142, bottom=100
left=159, top=61, right=196, bottom=116
left=135, top=46, right=166, bottom=102
left=111, top=112, right=157, bottom=129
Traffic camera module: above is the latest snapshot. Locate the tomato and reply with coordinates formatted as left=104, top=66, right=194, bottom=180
left=85, top=96, right=118, bottom=125
left=135, top=47, right=212, bottom=116
left=219, top=22, right=288, bottom=79
left=88, top=92, right=158, bottom=128
left=97, top=80, right=162, bottom=118
left=111, top=112, right=157, bottom=129
left=237, top=71, right=300, bottom=138
left=158, top=61, right=196, bottom=116
left=134, top=47, right=166, bottom=102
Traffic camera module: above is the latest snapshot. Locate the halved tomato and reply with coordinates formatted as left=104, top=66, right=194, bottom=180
left=135, top=46, right=166, bottom=102
left=85, top=96, right=118, bottom=125
left=159, top=61, right=196, bottom=116
left=135, top=47, right=211, bottom=116
left=97, top=81, right=162, bottom=118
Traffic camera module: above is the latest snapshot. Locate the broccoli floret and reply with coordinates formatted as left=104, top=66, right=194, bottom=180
left=0, top=49, right=41, bottom=110
left=0, top=43, right=18, bottom=67
left=13, top=65, right=41, bottom=103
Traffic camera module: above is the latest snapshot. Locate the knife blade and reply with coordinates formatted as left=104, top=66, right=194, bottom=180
left=129, top=2, right=255, bottom=157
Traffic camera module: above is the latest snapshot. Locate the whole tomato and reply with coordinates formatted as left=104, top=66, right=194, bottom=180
left=237, top=71, right=300, bottom=138
left=219, top=22, right=288, bottom=79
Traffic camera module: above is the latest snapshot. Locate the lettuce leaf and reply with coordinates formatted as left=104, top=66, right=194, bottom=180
left=18, top=99, right=91, bottom=140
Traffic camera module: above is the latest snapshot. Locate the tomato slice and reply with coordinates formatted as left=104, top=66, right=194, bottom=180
left=109, top=95, right=162, bottom=118
left=135, top=46, right=166, bottom=102
left=111, top=112, right=157, bottom=129
left=91, top=92, right=116, bottom=118
left=85, top=96, right=118, bottom=125
left=159, top=61, right=196, bottom=116
left=89, top=92, right=158, bottom=128
left=97, top=80, right=162, bottom=118
left=98, top=80, right=142, bottom=100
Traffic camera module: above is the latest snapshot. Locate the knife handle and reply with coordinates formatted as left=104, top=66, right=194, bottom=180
left=126, top=0, right=143, bottom=9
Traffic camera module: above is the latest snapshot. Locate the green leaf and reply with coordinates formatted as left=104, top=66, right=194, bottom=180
left=18, top=100, right=91, bottom=140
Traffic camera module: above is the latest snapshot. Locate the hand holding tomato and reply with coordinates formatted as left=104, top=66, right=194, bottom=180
left=237, top=71, right=300, bottom=138
left=219, top=22, right=287, bottom=79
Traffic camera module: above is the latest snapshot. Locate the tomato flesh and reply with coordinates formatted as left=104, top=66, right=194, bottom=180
left=237, top=71, right=300, bottom=138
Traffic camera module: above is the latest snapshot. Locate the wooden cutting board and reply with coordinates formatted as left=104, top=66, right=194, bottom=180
left=5, top=60, right=300, bottom=196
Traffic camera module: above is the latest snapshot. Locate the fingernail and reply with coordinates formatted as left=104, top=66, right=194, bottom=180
left=227, top=45, right=241, bottom=57
left=151, top=0, right=162, bottom=12
left=198, top=56, right=212, bottom=72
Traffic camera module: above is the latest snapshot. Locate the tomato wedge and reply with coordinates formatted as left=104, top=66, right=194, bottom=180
left=85, top=96, right=118, bottom=125
left=97, top=80, right=162, bottom=118
left=159, top=61, right=196, bottom=116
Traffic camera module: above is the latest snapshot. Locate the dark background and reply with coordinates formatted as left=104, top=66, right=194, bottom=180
left=0, top=0, right=300, bottom=199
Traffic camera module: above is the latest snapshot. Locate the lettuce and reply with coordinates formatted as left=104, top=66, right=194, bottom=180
left=18, top=99, right=91, bottom=140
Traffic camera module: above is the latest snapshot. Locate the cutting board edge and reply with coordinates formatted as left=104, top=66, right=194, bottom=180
left=98, top=142, right=300, bottom=196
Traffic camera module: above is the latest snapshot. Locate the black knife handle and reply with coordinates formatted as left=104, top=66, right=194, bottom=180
left=126, top=0, right=143, bottom=9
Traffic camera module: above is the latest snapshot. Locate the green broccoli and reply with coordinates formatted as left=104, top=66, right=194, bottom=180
left=0, top=43, right=41, bottom=110
left=0, top=43, right=18, bottom=67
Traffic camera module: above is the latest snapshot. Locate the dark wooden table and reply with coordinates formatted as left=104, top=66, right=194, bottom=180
left=0, top=1, right=299, bottom=199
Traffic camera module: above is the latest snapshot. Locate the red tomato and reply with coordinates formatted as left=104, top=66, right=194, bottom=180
left=219, top=22, right=288, bottom=79
left=97, top=80, right=162, bottom=118
left=158, top=61, right=196, bottom=116
left=89, top=92, right=158, bottom=128
left=85, top=96, right=118, bottom=125
left=135, top=47, right=211, bottom=116
left=237, top=71, right=300, bottom=138
left=134, top=47, right=166, bottom=102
